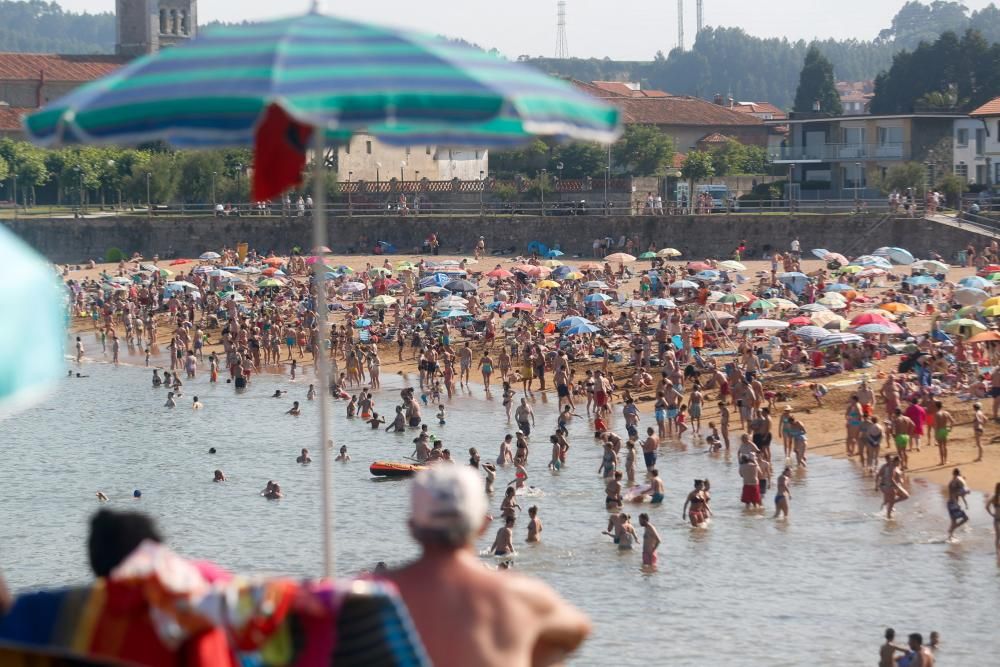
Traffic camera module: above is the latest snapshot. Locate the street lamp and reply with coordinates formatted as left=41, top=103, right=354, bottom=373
left=106, top=159, right=116, bottom=210
left=347, top=170, right=353, bottom=215
left=787, top=164, right=795, bottom=211
left=854, top=161, right=863, bottom=208
left=12, top=172, right=17, bottom=217
left=211, top=171, right=217, bottom=206
left=479, top=169, right=485, bottom=216
left=73, top=165, right=83, bottom=212
left=235, top=163, right=243, bottom=207
left=540, top=168, right=547, bottom=216
left=145, top=172, right=152, bottom=215
left=400, top=160, right=406, bottom=182
left=605, top=144, right=611, bottom=214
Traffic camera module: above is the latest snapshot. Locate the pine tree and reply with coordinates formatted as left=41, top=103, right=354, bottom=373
left=793, top=47, right=843, bottom=114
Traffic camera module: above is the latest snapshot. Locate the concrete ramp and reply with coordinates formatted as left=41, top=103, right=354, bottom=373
left=923, top=213, right=1000, bottom=240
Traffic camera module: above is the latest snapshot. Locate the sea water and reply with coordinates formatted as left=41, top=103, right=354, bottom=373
left=3, top=351, right=999, bottom=665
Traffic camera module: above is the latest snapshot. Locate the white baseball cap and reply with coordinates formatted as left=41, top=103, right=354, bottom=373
left=410, top=465, right=487, bottom=537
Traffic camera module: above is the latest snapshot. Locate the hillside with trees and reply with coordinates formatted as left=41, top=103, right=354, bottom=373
left=0, top=1, right=113, bottom=54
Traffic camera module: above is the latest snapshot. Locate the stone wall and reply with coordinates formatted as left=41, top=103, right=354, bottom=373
left=2, top=213, right=986, bottom=264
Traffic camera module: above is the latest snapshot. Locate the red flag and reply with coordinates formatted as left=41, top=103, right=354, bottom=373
left=252, top=104, right=314, bottom=201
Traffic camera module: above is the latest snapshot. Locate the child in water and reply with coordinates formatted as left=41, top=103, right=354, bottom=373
left=437, top=405, right=447, bottom=425
left=335, top=445, right=351, bottom=462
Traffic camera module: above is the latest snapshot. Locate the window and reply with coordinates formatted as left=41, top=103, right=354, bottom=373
left=976, top=128, right=986, bottom=155
left=976, top=165, right=987, bottom=184
left=877, top=126, right=902, bottom=145
left=842, top=164, right=866, bottom=189
left=957, top=128, right=969, bottom=147
left=366, top=141, right=372, bottom=154
left=996, top=163, right=1000, bottom=185
left=955, top=163, right=969, bottom=180
left=841, top=127, right=865, bottom=145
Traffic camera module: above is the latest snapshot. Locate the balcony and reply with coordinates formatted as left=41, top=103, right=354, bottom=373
left=771, top=143, right=909, bottom=163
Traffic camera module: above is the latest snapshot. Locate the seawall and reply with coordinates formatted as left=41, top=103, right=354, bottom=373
left=1, top=214, right=985, bottom=264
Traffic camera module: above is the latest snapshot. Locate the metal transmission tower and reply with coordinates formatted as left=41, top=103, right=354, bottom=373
left=697, top=0, right=704, bottom=33
left=555, top=1, right=569, bottom=58
left=677, top=0, right=684, bottom=50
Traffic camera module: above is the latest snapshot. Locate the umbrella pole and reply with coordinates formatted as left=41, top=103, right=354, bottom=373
left=311, top=130, right=335, bottom=578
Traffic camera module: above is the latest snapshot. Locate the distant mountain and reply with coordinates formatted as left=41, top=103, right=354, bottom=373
left=0, top=1, right=114, bottom=54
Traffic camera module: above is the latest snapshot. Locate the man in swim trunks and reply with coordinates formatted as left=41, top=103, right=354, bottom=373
left=648, top=468, right=665, bottom=504
left=932, top=401, right=954, bottom=466
left=946, top=468, right=970, bottom=540
left=384, top=466, right=590, bottom=666
left=515, top=398, right=534, bottom=436
left=889, top=409, right=914, bottom=470
left=639, top=513, right=660, bottom=569
left=642, top=428, right=659, bottom=471
left=490, top=515, right=516, bottom=556
left=739, top=455, right=762, bottom=508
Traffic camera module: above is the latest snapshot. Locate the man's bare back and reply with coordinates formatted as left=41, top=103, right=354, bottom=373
left=387, top=550, right=590, bottom=667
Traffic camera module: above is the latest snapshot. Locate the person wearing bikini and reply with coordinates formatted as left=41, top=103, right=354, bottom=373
left=682, top=479, right=711, bottom=527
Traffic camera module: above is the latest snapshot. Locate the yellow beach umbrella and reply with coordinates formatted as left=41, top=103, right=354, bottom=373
left=879, top=302, right=915, bottom=314
left=537, top=279, right=561, bottom=289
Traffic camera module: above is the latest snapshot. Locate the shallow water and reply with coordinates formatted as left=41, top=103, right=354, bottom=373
left=4, top=347, right=1000, bottom=665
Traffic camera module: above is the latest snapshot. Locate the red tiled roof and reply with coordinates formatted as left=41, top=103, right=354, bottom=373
left=672, top=153, right=686, bottom=169
left=972, top=96, right=1000, bottom=117
left=699, top=132, right=733, bottom=144
left=0, top=106, right=30, bottom=131
left=572, top=80, right=763, bottom=127
left=591, top=80, right=671, bottom=98
left=0, top=53, right=125, bottom=82
left=732, top=101, right=787, bottom=119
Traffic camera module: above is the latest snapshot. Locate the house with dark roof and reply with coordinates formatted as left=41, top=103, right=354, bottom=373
left=571, top=80, right=768, bottom=152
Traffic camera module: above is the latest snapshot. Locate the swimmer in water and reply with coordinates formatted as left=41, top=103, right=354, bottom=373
left=192, top=396, right=203, bottom=410
left=335, top=445, right=351, bottom=462
left=483, top=462, right=496, bottom=494
left=437, top=405, right=447, bottom=425
left=213, top=469, right=226, bottom=482
left=164, top=392, right=176, bottom=408
left=490, top=515, right=516, bottom=556
left=286, top=401, right=301, bottom=416
left=297, top=448, right=312, bottom=464
left=96, top=491, right=109, bottom=502
left=264, top=483, right=283, bottom=500
left=273, top=389, right=287, bottom=398
left=526, top=505, right=542, bottom=543
left=307, top=384, right=316, bottom=400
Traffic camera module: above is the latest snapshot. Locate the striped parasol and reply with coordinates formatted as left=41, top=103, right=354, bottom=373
left=24, top=11, right=619, bottom=148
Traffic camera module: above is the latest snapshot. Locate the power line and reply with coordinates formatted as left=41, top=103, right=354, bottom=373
left=555, top=1, right=569, bottom=58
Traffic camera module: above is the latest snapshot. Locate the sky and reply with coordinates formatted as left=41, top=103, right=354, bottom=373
left=60, top=0, right=998, bottom=61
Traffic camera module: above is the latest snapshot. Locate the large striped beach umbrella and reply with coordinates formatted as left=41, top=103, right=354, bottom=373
left=24, top=11, right=618, bottom=148
left=23, top=5, right=619, bottom=581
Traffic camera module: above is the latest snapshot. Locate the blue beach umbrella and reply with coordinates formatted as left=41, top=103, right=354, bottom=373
left=564, top=322, right=600, bottom=336
left=558, top=316, right=591, bottom=329
left=905, top=275, right=939, bottom=287
left=647, top=297, right=677, bottom=308
left=0, top=226, right=64, bottom=418
left=793, top=326, right=832, bottom=340
left=584, top=293, right=612, bottom=302
left=959, top=276, right=992, bottom=290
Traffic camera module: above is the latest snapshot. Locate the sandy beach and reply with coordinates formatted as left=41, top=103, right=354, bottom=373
left=64, top=253, right=1000, bottom=495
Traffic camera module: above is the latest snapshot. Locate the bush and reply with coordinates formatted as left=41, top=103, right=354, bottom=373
left=105, top=247, right=124, bottom=263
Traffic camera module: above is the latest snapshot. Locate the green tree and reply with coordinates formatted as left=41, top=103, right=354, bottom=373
left=681, top=151, right=715, bottom=206
left=876, top=162, right=926, bottom=194
left=0, top=154, right=7, bottom=183
left=490, top=139, right=550, bottom=178
left=0, top=138, right=49, bottom=205
left=612, top=125, right=674, bottom=176
left=177, top=151, right=227, bottom=203
left=709, top=140, right=747, bottom=177
left=550, top=142, right=607, bottom=178
left=793, top=46, right=843, bottom=114
left=936, top=173, right=967, bottom=208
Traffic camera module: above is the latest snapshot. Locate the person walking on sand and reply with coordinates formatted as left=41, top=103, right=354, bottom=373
left=383, top=467, right=590, bottom=667
left=973, top=402, right=986, bottom=461
left=946, top=468, right=970, bottom=540
left=932, top=401, right=954, bottom=466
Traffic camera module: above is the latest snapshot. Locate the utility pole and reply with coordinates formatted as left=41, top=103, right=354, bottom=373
left=677, top=0, right=684, bottom=50
left=555, top=1, right=569, bottom=58
left=697, top=0, right=704, bottom=34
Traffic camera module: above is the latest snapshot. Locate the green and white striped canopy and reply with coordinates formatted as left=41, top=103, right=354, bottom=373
left=25, top=10, right=619, bottom=148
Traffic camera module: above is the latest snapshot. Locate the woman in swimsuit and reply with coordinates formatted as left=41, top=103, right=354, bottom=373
left=478, top=353, right=495, bottom=394
left=598, top=441, right=618, bottom=479
left=654, top=392, right=668, bottom=439
left=682, top=480, right=711, bottom=526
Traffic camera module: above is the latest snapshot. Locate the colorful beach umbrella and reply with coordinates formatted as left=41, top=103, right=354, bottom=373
left=853, top=323, right=903, bottom=335
left=647, top=298, right=677, bottom=308
left=953, top=287, right=989, bottom=306
left=718, top=260, right=746, bottom=271
left=639, top=251, right=658, bottom=260
left=487, top=268, right=514, bottom=279
left=818, top=332, right=864, bottom=347
left=872, top=246, right=915, bottom=265
left=658, top=248, right=682, bottom=258
left=605, top=253, right=636, bottom=263
left=717, top=293, right=750, bottom=304
left=879, top=302, right=915, bottom=314
left=584, top=293, right=612, bottom=302
left=942, top=319, right=987, bottom=336
left=904, top=275, right=939, bottom=287
left=911, top=260, right=949, bottom=273
left=959, top=276, right=992, bottom=290
left=369, top=295, right=397, bottom=309
left=793, top=325, right=831, bottom=340
left=25, top=12, right=620, bottom=150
